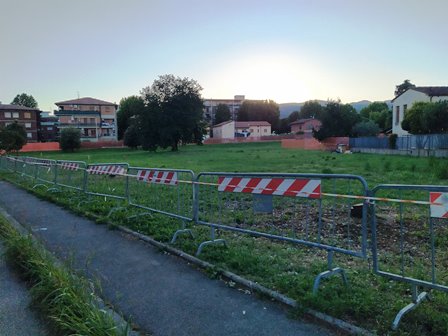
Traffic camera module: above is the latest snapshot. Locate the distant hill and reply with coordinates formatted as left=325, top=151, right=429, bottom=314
left=279, top=100, right=392, bottom=118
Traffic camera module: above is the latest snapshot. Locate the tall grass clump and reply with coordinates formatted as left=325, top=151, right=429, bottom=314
left=0, top=218, right=130, bottom=336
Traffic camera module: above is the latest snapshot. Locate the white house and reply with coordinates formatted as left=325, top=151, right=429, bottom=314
left=212, top=120, right=236, bottom=139
left=392, top=87, right=448, bottom=136
left=212, top=120, right=271, bottom=139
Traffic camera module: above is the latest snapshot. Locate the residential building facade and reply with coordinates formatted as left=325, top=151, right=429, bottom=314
left=290, top=118, right=321, bottom=136
left=392, top=87, right=448, bottom=136
left=39, top=111, right=59, bottom=142
left=235, top=121, right=271, bottom=137
left=203, top=95, right=245, bottom=124
left=212, top=120, right=271, bottom=139
left=55, top=97, right=118, bottom=142
left=0, top=104, right=40, bottom=142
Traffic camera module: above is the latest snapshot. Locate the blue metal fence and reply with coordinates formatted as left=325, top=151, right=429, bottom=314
left=351, top=133, right=448, bottom=150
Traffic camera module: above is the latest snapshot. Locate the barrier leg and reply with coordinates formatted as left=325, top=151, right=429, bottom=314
left=312, top=251, right=348, bottom=295
left=171, top=220, right=194, bottom=244
left=391, top=285, right=429, bottom=330
left=196, top=226, right=227, bottom=256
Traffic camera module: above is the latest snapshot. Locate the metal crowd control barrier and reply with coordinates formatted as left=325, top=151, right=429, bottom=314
left=0, top=155, right=7, bottom=171
left=55, top=160, right=87, bottom=192
left=5, top=156, right=19, bottom=172
left=195, top=172, right=369, bottom=293
left=371, top=184, right=448, bottom=330
left=127, top=167, right=195, bottom=242
left=19, top=157, right=37, bottom=180
left=85, top=163, right=129, bottom=200
left=32, top=158, right=57, bottom=191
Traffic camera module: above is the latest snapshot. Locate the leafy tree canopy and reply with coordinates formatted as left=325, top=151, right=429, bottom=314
left=313, top=100, right=360, bottom=141
left=360, top=101, right=391, bottom=130
left=402, top=101, right=448, bottom=134
left=214, top=104, right=231, bottom=125
left=59, top=128, right=81, bottom=152
left=237, top=100, right=280, bottom=131
left=117, top=96, right=145, bottom=140
left=298, top=100, right=324, bottom=120
left=139, top=74, right=205, bottom=151
left=394, top=79, right=416, bottom=97
left=11, top=93, right=38, bottom=108
left=123, top=124, right=141, bottom=149
left=0, top=122, right=27, bottom=153
left=352, top=120, right=381, bottom=137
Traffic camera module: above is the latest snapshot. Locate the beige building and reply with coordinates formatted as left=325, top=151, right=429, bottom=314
left=55, top=97, right=118, bottom=142
left=392, top=87, right=448, bottom=136
left=212, top=120, right=271, bottom=139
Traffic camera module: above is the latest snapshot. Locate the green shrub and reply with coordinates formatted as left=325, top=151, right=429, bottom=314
left=59, top=128, right=81, bottom=152
left=389, top=133, right=398, bottom=149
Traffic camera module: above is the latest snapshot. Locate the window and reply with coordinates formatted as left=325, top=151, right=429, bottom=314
left=13, top=112, right=19, bottom=118
left=264, top=129, right=267, bottom=133
left=4, top=112, right=11, bottom=118
left=27, top=133, right=32, bottom=138
left=395, top=106, right=400, bottom=125
left=47, top=127, right=53, bottom=131
left=25, top=123, right=32, bottom=128
left=403, top=104, right=408, bottom=116
left=250, top=128, right=254, bottom=132
left=24, top=112, right=31, bottom=119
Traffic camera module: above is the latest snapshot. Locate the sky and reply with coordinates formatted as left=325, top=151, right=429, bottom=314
left=1, top=0, right=448, bottom=112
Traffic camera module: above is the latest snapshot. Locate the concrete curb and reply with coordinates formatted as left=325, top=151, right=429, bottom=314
left=0, top=206, right=140, bottom=336
left=118, top=226, right=375, bottom=336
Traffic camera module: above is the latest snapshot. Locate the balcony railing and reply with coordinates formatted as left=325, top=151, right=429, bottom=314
left=58, top=122, right=116, bottom=128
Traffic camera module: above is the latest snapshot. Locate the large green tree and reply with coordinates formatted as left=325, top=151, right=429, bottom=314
left=298, top=100, right=324, bottom=120
left=359, top=101, right=391, bottom=130
left=402, top=101, right=448, bottom=134
left=0, top=122, right=27, bottom=153
left=214, top=104, right=231, bottom=125
left=313, top=100, right=360, bottom=141
left=237, top=100, right=280, bottom=131
left=11, top=93, right=38, bottom=108
left=394, top=79, right=416, bottom=97
left=139, top=74, right=205, bottom=151
left=117, top=96, right=145, bottom=140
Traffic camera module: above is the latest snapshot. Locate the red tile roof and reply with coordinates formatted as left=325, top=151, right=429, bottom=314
left=55, top=97, right=116, bottom=106
left=235, top=121, right=271, bottom=127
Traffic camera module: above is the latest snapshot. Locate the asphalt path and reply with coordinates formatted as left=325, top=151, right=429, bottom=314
left=0, top=181, right=334, bottom=336
left=0, top=241, right=49, bottom=336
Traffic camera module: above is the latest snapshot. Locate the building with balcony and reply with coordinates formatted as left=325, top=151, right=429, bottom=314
left=55, top=97, right=118, bottom=142
left=203, top=95, right=245, bottom=124
left=0, top=104, right=40, bottom=142
left=39, top=111, right=59, bottom=142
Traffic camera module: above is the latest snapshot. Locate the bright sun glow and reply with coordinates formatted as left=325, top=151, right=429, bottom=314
left=201, top=48, right=326, bottom=102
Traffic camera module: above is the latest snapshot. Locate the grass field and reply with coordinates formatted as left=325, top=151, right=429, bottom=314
left=5, top=142, right=448, bottom=335
left=22, top=142, right=448, bottom=187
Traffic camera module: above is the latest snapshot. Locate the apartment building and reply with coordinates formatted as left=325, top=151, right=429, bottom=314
left=0, top=104, right=40, bottom=142
left=39, top=111, right=59, bottom=142
left=55, top=97, right=118, bottom=142
left=203, top=95, right=245, bottom=124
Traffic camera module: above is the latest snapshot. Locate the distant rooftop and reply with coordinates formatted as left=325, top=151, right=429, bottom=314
left=0, top=104, right=39, bottom=111
left=412, top=86, right=448, bottom=96
left=392, top=86, right=448, bottom=102
left=55, top=97, right=116, bottom=106
left=235, top=121, right=271, bottom=127
left=289, top=118, right=319, bottom=126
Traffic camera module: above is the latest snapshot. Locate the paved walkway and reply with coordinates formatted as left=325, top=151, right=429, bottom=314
left=0, top=242, right=49, bottom=336
left=0, top=181, right=334, bottom=336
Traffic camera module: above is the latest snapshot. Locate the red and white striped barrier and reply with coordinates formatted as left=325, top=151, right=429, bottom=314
left=60, top=162, right=79, bottom=171
left=137, top=170, right=178, bottom=185
left=217, top=177, right=321, bottom=198
left=87, top=165, right=126, bottom=176
left=430, top=192, right=448, bottom=218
